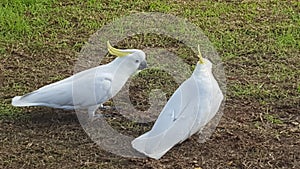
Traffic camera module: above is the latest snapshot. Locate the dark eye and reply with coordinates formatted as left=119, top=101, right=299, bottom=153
left=135, top=60, right=139, bottom=63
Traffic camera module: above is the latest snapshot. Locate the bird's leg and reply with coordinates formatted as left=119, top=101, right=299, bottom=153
left=88, top=105, right=102, bottom=120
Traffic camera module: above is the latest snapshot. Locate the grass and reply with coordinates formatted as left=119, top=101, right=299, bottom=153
left=0, top=0, right=55, bottom=42
left=264, top=113, right=283, bottom=125
left=0, top=0, right=299, bottom=168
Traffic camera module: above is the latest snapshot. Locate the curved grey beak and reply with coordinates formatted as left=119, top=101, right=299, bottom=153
left=138, top=60, right=147, bottom=70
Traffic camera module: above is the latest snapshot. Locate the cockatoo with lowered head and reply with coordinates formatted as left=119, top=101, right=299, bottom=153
left=12, top=41, right=147, bottom=119
left=131, top=45, right=224, bottom=159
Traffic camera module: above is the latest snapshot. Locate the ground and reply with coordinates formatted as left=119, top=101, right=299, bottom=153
left=0, top=0, right=299, bottom=169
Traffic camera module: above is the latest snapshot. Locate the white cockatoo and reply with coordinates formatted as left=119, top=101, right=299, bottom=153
left=131, top=45, right=224, bottom=159
left=12, top=41, right=147, bottom=119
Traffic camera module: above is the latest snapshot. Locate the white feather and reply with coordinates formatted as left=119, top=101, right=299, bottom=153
left=12, top=47, right=147, bottom=119
left=132, top=58, right=223, bottom=159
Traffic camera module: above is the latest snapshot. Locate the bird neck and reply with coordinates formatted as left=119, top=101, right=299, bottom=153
left=192, top=63, right=209, bottom=78
left=107, top=57, right=135, bottom=95
left=110, top=57, right=136, bottom=76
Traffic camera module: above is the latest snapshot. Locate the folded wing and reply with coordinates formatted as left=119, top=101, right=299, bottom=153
left=12, top=68, right=112, bottom=110
left=132, top=77, right=209, bottom=159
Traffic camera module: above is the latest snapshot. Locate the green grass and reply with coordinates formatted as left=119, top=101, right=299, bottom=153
left=0, top=102, right=24, bottom=119
left=0, top=0, right=55, bottom=42
left=264, top=113, right=283, bottom=124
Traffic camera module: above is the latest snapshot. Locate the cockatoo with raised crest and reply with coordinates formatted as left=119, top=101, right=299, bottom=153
left=12, top=41, right=147, bottom=120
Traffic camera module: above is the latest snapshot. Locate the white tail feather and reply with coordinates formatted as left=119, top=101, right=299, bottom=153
left=11, top=95, right=45, bottom=107
left=12, top=95, right=75, bottom=110
left=11, top=96, right=28, bottom=106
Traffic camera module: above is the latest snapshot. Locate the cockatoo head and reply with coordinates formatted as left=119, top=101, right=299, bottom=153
left=193, top=45, right=212, bottom=76
left=107, top=41, right=147, bottom=71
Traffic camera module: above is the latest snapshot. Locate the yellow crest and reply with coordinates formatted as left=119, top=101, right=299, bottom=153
left=107, top=41, right=132, bottom=57
left=197, top=44, right=205, bottom=64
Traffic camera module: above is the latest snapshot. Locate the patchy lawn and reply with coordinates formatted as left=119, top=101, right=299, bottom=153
left=1, top=0, right=299, bottom=168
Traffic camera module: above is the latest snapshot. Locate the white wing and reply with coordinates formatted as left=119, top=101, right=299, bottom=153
left=207, top=71, right=224, bottom=122
left=12, top=66, right=113, bottom=109
left=132, top=77, right=209, bottom=159
left=132, top=72, right=223, bottom=159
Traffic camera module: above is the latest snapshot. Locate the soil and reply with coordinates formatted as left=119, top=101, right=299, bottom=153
left=1, top=96, right=299, bottom=168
